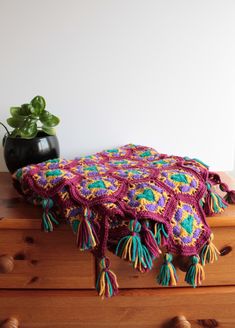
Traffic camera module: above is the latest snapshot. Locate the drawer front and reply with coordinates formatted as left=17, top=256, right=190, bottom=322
left=0, top=226, right=233, bottom=290
left=0, top=287, right=234, bottom=327
left=0, top=230, right=95, bottom=289
left=107, top=226, right=235, bottom=289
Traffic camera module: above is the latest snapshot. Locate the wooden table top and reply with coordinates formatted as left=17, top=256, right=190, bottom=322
left=0, top=172, right=235, bottom=230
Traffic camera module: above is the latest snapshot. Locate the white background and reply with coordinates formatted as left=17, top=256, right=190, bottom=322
left=0, top=0, right=235, bottom=173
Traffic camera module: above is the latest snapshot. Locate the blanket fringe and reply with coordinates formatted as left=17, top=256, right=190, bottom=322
left=224, top=190, right=235, bottom=204
left=157, top=253, right=178, bottom=286
left=208, top=172, right=235, bottom=205
left=115, top=220, right=152, bottom=272
left=42, top=198, right=59, bottom=232
left=219, top=182, right=235, bottom=204
left=200, top=233, right=220, bottom=265
left=202, top=182, right=227, bottom=215
left=154, top=222, right=168, bottom=246
left=185, top=255, right=205, bottom=287
left=75, top=208, right=97, bottom=250
left=96, top=257, right=119, bottom=298
left=142, top=221, right=161, bottom=258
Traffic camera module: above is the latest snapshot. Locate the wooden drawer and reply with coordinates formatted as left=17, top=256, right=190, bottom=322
left=0, top=287, right=234, bottom=327
left=108, top=226, right=235, bottom=289
left=0, top=230, right=95, bottom=289
left=0, top=226, right=234, bottom=290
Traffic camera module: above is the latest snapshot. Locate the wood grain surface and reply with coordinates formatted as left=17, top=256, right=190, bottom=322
left=0, top=229, right=95, bottom=289
left=0, top=172, right=234, bottom=328
left=0, top=287, right=234, bottom=327
left=107, top=226, right=235, bottom=288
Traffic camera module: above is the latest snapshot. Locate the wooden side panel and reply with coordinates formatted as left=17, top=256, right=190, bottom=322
left=0, top=288, right=234, bottom=327
left=0, top=230, right=95, bottom=289
left=107, top=227, right=235, bottom=289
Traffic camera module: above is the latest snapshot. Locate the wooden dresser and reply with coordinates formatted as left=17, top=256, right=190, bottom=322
left=0, top=172, right=235, bottom=328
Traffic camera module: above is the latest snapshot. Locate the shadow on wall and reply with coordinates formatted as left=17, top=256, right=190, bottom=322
left=0, top=144, right=7, bottom=172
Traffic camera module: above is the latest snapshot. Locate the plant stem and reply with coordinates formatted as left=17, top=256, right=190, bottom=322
left=0, top=122, right=10, bottom=135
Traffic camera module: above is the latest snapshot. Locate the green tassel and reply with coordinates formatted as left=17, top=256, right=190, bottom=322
left=41, top=198, right=59, bottom=232
left=211, top=193, right=227, bottom=213
left=185, top=255, right=205, bottom=288
left=96, top=257, right=119, bottom=298
left=157, top=253, right=178, bottom=286
left=142, top=245, right=153, bottom=269
left=200, top=233, right=220, bottom=266
left=154, top=222, right=168, bottom=246
left=202, top=182, right=228, bottom=215
left=115, top=220, right=152, bottom=272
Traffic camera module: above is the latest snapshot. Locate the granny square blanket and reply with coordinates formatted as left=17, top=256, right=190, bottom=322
left=13, top=144, right=235, bottom=297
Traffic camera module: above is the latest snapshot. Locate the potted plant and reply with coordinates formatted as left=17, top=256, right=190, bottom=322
left=1, top=95, right=60, bottom=173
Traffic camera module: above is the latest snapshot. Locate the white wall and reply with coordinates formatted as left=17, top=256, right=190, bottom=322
left=0, top=0, right=235, bottom=172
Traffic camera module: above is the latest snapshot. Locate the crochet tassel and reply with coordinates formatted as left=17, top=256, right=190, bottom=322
left=76, top=208, right=97, bottom=250
left=142, top=245, right=153, bottom=269
left=200, top=233, right=220, bottom=265
left=115, top=220, right=152, bottom=272
left=209, top=173, right=235, bottom=205
left=203, top=182, right=227, bottom=215
left=142, top=221, right=161, bottom=258
left=96, top=257, right=119, bottom=298
left=154, top=222, right=168, bottom=246
left=185, top=255, right=205, bottom=288
left=157, top=253, right=178, bottom=286
left=41, top=198, right=59, bottom=232
left=224, top=190, right=235, bottom=204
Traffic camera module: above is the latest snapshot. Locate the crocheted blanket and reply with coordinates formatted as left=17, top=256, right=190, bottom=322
left=13, top=144, right=235, bottom=297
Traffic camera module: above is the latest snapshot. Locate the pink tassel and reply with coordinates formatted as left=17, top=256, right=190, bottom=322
left=76, top=208, right=98, bottom=250
left=224, top=190, right=235, bottom=204
left=142, top=221, right=161, bottom=258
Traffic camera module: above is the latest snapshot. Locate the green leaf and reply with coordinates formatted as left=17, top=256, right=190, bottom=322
left=39, top=110, right=60, bottom=127
left=41, top=126, right=56, bottom=135
left=7, top=117, right=25, bottom=128
left=29, top=105, right=41, bottom=117
left=10, top=107, right=21, bottom=117
left=31, top=96, right=46, bottom=114
left=20, top=104, right=32, bottom=116
left=20, top=121, right=37, bottom=139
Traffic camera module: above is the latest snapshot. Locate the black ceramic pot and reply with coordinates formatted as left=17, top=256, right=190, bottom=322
left=3, top=132, right=60, bottom=173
